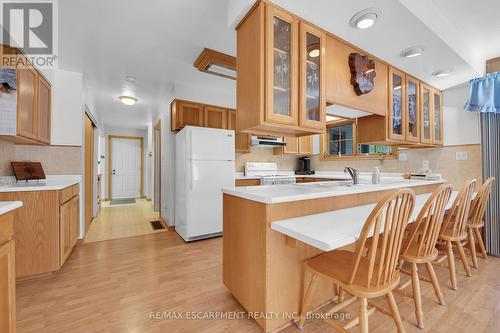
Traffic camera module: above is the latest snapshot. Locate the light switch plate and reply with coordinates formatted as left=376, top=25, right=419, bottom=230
left=422, top=160, right=430, bottom=169
left=398, top=152, right=408, bottom=161
left=456, top=151, right=468, bottom=160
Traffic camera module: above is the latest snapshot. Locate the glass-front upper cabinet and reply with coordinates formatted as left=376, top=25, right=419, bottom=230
left=420, top=84, right=432, bottom=144
left=299, top=22, right=325, bottom=130
left=265, top=6, right=298, bottom=126
left=433, top=89, right=443, bottom=145
left=406, top=76, right=420, bottom=142
left=388, top=67, right=406, bottom=141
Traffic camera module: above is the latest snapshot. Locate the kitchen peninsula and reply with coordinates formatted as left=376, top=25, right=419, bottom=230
left=222, top=177, right=444, bottom=332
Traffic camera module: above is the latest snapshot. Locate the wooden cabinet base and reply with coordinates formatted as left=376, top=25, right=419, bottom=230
left=223, top=183, right=440, bottom=332
left=0, top=211, right=16, bottom=333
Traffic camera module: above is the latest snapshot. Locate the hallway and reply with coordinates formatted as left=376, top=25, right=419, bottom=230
left=84, top=199, right=165, bottom=243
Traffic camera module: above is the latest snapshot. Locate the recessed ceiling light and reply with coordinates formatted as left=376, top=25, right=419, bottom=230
left=400, top=46, right=424, bottom=58
left=119, top=95, right=138, bottom=106
left=309, top=49, right=320, bottom=58
left=350, top=8, right=381, bottom=29
left=432, top=69, right=452, bottom=77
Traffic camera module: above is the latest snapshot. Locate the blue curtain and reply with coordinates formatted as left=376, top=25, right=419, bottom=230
left=465, top=72, right=500, bottom=113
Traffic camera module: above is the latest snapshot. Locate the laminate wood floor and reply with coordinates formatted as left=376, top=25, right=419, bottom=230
left=84, top=199, right=165, bottom=243
left=16, top=231, right=500, bottom=333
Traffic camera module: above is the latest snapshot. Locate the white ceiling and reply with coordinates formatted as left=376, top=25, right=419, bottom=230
left=57, top=0, right=500, bottom=129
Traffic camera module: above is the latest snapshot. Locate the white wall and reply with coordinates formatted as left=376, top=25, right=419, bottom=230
left=102, top=126, right=149, bottom=200
left=443, top=83, right=481, bottom=146
left=51, top=70, right=84, bottom=146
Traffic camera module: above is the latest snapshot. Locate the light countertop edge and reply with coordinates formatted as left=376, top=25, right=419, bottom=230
left=0, top=175, right=81, bottom=193
left=0, top=201, right=23, bottom=215
left=223, top=179, right=445, bottom=204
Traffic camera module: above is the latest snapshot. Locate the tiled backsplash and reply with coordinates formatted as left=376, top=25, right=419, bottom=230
left=236, top=144, right=482, bottom=189
left=0, top=141, right=82, bottom=176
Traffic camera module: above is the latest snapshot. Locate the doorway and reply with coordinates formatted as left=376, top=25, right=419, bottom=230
left=108, top=136, right=144, bottom=200
left=154, top=121, right=161, bottom=212
left=84, top=113, right=95, bottom=233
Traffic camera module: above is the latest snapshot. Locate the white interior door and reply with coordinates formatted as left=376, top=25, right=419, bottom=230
left=111, top=138, right=141, bottom=199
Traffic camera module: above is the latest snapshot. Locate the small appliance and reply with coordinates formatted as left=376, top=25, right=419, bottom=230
left=295, top=156, right=315, bottom=175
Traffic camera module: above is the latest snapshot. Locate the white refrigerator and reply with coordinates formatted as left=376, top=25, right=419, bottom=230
left=175, top=126, right=235, bottom=241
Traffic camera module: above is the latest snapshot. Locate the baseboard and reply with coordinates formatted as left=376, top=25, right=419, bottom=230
left=159, top=216, right=175, bottom=231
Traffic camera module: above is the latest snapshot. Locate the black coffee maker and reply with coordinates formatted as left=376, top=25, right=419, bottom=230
left=295, top=156, right=314, bottom=175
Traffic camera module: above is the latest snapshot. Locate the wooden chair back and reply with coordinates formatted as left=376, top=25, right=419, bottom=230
left=468, top=177, right=494, bottom=227
left=349, top=189, right=415, bottom=288
left=440, top=179, right=476, bottom=238
left=402, top=184, right=452, bottom=258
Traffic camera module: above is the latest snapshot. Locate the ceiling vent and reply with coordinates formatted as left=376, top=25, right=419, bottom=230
left=194, top=48, right=236, bottom=80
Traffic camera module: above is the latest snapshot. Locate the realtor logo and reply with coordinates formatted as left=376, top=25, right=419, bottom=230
left=1, top=0, right=58, bottom=67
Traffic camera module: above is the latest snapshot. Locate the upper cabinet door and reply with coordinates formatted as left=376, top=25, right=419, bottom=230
left=37, top=75, right=51, bottom=144
left=17, top=67, right=38, bottom=140
left=299, top=22, right=325, bottom=130
left=178, top=101, right=204, bottom=129
left=265, top=6, right=299, bottom=126
left=204, top=105, right=227, bottom=129
left=405, top=76, right=419, bottom=143
left=432, top=89, right=443, bottom=145
left=388, top=67, right=406, bottom=141
left=420, top=84, right=432, bottom=144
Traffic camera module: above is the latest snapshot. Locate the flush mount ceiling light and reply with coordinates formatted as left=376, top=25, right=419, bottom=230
left=350, top=8, right=381, bottom=29
left=400, top=46, right=424, bottom=58
left=432, top=69, right=452, bottom=77
left=194, top=48, right=236, bottom=80
left=309, top=49, right=320, bottom=58
left=119, top=95, right=138, bottom=106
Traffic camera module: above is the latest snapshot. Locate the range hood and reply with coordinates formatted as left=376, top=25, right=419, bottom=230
left=251, top=136, right=286, bottom=147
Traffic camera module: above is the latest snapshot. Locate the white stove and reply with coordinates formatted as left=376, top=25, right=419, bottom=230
left=244, top=163, right=296, bottom=185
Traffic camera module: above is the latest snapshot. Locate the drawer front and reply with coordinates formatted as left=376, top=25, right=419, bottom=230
left=235, top=179, right=261, bottom=187
left=60, top=184, right=79, bottom=204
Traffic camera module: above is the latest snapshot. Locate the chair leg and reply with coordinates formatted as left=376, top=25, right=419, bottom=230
left=474, top=228, right=488, bottom=259
left=467, top=228, right=478, bottom=269
left=456, top=240, right=472, bottom=277
left=338, top=287, right=345, bottom=304
left=410, top=263, right=424, bottom=329
left=425, top=262, right=445, bottom=306
left=386, top=291, right=405, bottom=333
left=359, top=297, right=369, bottom=333
left=297, top=274, right=318, bottom=330
left=446, top=240, right=457, bottom=290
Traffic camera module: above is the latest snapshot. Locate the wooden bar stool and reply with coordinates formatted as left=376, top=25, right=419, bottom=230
left=465, top=177, right=494, bottom=268
left=435, top=179, right=476, bottom=290
left=396, top=184, right=452, bottom=329
left=297, top=189, right=415, bottom=333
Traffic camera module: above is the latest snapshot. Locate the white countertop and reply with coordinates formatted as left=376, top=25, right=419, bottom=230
left=0, top=175, right=81, bottom=192
left=0, top=201, right=23, bottom=215
left=234, top=171, right=405, bottom=180
left=223, top=177, right=445, bottom=204
left=271, top=191, right=459, bottom=252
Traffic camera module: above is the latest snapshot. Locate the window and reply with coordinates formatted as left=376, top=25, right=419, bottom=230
left=322, top=121, right=395, bottom=159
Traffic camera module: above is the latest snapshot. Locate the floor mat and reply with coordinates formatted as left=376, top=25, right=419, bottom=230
left=150, top=221, right=165, bottom=230
left=110, top=198, right=136, bottom=205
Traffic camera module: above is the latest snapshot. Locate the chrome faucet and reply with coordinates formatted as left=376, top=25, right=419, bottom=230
left=344, top=167, right=359, bottom=185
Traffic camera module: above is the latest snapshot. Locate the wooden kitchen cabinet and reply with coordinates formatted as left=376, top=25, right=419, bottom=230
left=420, top=84, right=432, bottom=144
left=325, top=35, right=388, bottom=116
left=0, top=184, right=80, bottom=280
left=432, top=89, right=443, bottom=145
left=298, top=136, right=313, bottom=155
left=388, top=67, right=406, bottom=141
left=235, top=179, right=261, bottom=187
left=170, top=99, right=204, bottom=131
left=17, top=66, right=39, bottom=140
left=0, top=211, right=16, bottom=333
left=204, top=105, right=227, bottom=129
left=236, top=2, right=325, bottom=137
left=0, top=45, right=52, bottom=145
left=274, top=135, right=312, bottom=155
left=405, top=75, right=420, bottom=143
left=60, top=195, right=79, bottom=266
left=227, top=109, right=251, bottom=154
left=37, top=75, right=51, bottom=144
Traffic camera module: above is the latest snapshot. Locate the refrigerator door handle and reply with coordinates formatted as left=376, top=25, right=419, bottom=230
left=189, top=161, right=194, bottom=190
